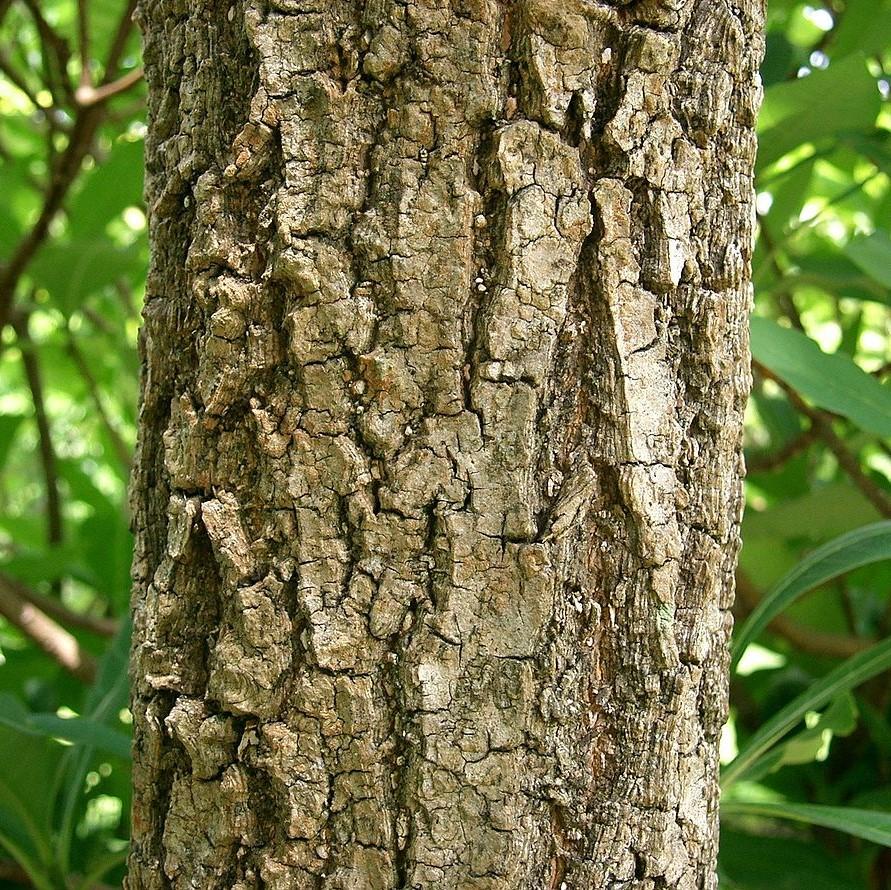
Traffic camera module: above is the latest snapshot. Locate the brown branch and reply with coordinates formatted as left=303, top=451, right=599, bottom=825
left=12, top=314, right=62, bottom=547
left=0, top=0, right=143, bottom=336
left=736, top=569, right=871, bottom=660
left=0, top=575, right=96, bottom=682
left=0, top=860, right=30, bottom=886
left=0, top=103, right=105, bottom=333
left=0, top=572, right=117, bottom=638
left=103, top=0, right=139, bottom=78
left=77, top=0, right=91, bottom=90
left=18, top=0, right=73, bottom=106
left=75, top=65, right=143, bottom=108
left=755, top=360, right=891, bottom=518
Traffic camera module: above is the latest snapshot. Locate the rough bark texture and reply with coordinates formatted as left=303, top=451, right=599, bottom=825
left=128, top=1, right=764, bottom=887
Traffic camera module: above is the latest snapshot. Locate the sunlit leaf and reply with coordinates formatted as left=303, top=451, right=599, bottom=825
left=751, top=316, right=891, bottom=438
left=757, top=54, right=882, bottom=171
left=742, top=694, right=858, bottom=780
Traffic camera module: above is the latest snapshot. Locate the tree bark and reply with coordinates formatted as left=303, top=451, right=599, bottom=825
left=128, top=1, right=763, bottom=888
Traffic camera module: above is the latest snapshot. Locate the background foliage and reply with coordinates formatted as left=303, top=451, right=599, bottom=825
left=0, top=0, right=888, bottom=886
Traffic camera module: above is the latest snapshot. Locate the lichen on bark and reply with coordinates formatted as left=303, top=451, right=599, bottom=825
left=128, top=0, right=764, bottom=887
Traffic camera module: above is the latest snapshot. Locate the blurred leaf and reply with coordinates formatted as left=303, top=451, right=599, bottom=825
left=0, top=545, right=97, bottom=591
left=722, top=800, right=891, bottom=848
left=751, top=316, right=891, bottom=438
left=761, top=30, right=798, bottom=88
left=719, top=828, right=864, bottom=889
left=782, top=245, right=891, bottom=307
left=757, top=54, right=882, bottom=171
left=0, top=694, right=130, bottom=759
left=0, top=415, right=26, bottom=474
left=745, top=694, right=858, bottom=780
left=743, top=482, right=880, bottom=545
left=67, top=139, right=144, bottom=236
left=845, top=230, right=891, bottom=289
left=84, top=618, right=130, bottom=719
left=830, top=0, right=891, bottom=59
left=733, top=521, right=891, bottom=667
left=723, top=637, right=891, bottom=787
left=28, top=241, right=142, bottom=316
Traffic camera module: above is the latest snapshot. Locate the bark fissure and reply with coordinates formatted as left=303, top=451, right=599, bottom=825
left=129, top=0, right=763, bottom=887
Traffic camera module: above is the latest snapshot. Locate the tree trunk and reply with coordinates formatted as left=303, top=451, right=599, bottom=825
left=128, top=1, right=763, bottom=887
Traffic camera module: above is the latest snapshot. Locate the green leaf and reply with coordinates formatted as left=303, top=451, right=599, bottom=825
left=719, top=828, right=863, bottom=890
left=732, top=521, right=891, bottom=667
left=757, top=54, right=882, bottom=171
left=723, top=637, right=891, bottom=788
left=751, top=316, right=891, bottom=438
left=722, top=800, right=891, bottom=848
left=830, top=0, right=891, bottom=60
left=0, top=695, right=130, bottom=760
left=0, top=414, right=25, bottom=473
left=67, top=139, right=144, bottom=236
left=780, top=245, right=891, bottom=307
left=743, top=694, right=858, bottom=781
left=28, top=241, right=142, bottom=316
left=845, top=230, right=891, bottom=289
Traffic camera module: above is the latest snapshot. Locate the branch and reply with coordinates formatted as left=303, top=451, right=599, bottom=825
left=736, top=570, right=871, bottom=661
left=0, top=575, right=96, bottom=683
left=77, top=0, right=91, bottom=90
left=0, top=572, right=117, bottom=638
left=12, top=314, right=62, bottom=547
left=0, top=104, right=105, bottom=333
left=0, top=860, right=30, bottom=886
left=75, top=65, right=143, bottom=108
left=18, top=0, right=73, bottom=106
left=755, top=360, right=891, bottom=518
left=103, top=0, right=139, bottom=77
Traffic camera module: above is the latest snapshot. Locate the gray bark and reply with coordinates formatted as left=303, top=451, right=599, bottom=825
left=127, top=0, right=764, bottom=887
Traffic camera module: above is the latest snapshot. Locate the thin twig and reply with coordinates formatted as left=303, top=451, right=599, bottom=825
left=0, top=104, right=105, bottom=332
left=0, top=572, right=117, bottom=638
left=103, top=0, right=139, bottom=77
left=754, top=170, right=884, bottom=286
left=12, top=314, right=62, bottom=547
left=77, top=0, right=91, bottom=90
left=758, top=221, right=804, bottom=331
left=0, top=575, right=96, bottom=682
left=75, top=65, right=143, bottom=108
